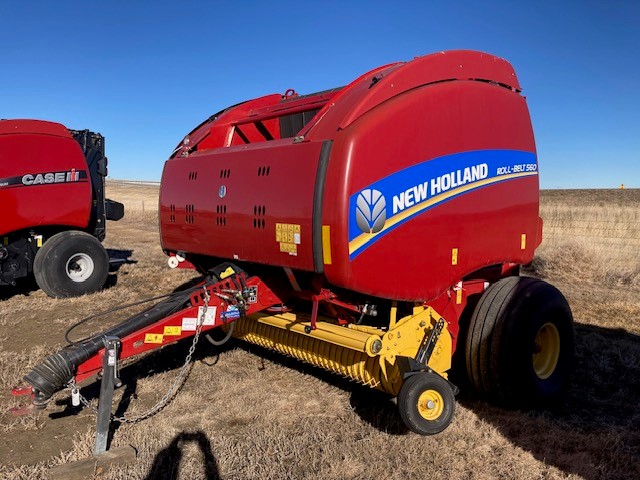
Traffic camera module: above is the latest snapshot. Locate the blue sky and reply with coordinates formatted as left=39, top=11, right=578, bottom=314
left=1, top=1, right=638, bottom=188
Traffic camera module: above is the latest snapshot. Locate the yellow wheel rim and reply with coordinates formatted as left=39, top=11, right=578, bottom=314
left=417, top=389, right=444, bottom=421
left=532, top=322, right=561, bottom=379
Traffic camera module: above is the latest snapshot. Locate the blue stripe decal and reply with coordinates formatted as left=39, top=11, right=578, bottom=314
left=348, top=149, right=538, bottom=259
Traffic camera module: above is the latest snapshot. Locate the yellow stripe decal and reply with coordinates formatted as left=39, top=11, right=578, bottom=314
left=322, top=225, right=332, bottom=264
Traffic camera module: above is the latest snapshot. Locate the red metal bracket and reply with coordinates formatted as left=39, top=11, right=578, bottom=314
left=9, top=386, right=36, bottom=416
left=426, top=279, right=487, bottom=352
left=11, top=386, right=33, bottom=396
left=306, top=288, right=364, bottom=331
left=307, top=289, right=335, bottom=331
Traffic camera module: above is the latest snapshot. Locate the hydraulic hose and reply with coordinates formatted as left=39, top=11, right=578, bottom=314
left=24, top=288, right=195, bottom=402
left=205, top=322, right=235, bottom=346
left=64, top=286, right=202, bottom=345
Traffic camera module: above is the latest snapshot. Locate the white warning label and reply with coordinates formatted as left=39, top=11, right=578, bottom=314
left=182, top=306, right=217, bottom=331
left=198, top=306, right=217, bottom=325
left=181, top=317, right=197, bottom=331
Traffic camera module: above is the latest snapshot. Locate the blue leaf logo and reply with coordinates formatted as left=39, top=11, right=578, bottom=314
left=355, top=189, right=386, bottom=234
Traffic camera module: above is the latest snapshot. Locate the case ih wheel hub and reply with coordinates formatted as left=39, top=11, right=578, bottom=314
left=532, top=322, right=561, bottom=380
left=65, top=253, right=94, bottom=282
left=417, top=389, right=444, bottom=421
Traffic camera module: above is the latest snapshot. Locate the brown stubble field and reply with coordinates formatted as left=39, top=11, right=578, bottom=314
left=0, top=182, right=638, bottom=479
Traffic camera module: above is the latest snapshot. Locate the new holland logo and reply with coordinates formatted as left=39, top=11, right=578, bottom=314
left=355, top=189, right=387, bottom=234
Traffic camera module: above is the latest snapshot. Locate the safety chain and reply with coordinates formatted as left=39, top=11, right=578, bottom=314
left=68, top=287, right=211, bottom=423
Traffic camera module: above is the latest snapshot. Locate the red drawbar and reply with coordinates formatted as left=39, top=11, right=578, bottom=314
left=74, top=276, right=283, bottom=383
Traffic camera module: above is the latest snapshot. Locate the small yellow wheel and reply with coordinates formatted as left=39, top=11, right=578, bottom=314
left=398, top=373, right=455, bottom=435
left=417, top=389, right=445, bottom=421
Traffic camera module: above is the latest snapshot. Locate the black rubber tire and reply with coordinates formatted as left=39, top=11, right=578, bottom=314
left=33, top=231, right=110, bottom=298
left=397, top=373, right=456, bottom=435
left=465, top=276, right=574, bottom=407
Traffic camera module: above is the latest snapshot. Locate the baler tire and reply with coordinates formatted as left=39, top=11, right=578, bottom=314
left=34, top=231, right=110, bottom=298
left=465, top=276, right=574, bottom=408
left=397, top=373, right=455, bottom=435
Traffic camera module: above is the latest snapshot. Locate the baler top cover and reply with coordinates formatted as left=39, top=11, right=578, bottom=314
left=160, top=50, right=540, bottom=301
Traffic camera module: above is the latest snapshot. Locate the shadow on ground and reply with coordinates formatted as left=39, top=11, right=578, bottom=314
left=144, top=430, right=221, bottom=480
left=0, top=275, right=39, bottom=300
left=56, top=319, right=639, bottom=480
left=459, top=323, right=640, bottom=480
left=107, top=248, right=137, bottom=272
left=238, top=322, right=640, bottom=478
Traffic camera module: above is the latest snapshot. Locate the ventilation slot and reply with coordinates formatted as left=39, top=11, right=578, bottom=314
left=219, top=169, right=231, bottom=178
left=257, top=166, right=271, bottom=177
left=216, top=204, right=227, bottom=226
left=253, top=205, right=266, bottom=228
left=188, top=171, right=199, bottom=180
left=185, top=204, right=195, bottom=224
left=169, top=204, right=176, bottom=223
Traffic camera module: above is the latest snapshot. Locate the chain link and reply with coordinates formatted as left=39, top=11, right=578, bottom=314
left=68, top=286, right=211, bottom=423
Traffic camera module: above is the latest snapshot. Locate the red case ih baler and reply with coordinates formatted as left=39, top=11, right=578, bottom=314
left=0, top=120, right=124, bottom=297
left=25, top=51, right=573, bottom=436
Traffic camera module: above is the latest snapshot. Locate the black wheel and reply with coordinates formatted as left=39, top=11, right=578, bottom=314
left=33, top=231, right=110, bottom=298
left=397, top=372, right=456, bottom=435
left=465, top=276, right=574, bottom=407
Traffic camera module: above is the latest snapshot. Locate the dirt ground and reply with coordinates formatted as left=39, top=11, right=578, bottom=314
left=0, top=185, right=638, bottom=479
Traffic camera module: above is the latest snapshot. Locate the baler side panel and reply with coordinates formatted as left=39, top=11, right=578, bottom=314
left=0, top=129, right=92, bottom=236
left=160, top=139, right=324, bottom=271
left=322, top=80, right=538, bottom=300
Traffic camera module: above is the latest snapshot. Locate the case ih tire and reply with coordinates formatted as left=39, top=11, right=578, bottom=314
left=465, top=276, right=574, bottom=407
left=34, top=231, right=109, bottom=298
left=398, top=372, right=456, bottom=435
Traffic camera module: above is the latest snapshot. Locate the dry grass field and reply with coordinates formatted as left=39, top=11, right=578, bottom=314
left=0, top=182, right=638, bottom=479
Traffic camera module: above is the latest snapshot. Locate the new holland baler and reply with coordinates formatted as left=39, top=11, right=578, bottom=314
left=25, top=51, right=573, bottom=435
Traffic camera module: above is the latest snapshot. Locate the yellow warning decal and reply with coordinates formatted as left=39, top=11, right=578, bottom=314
left=456, top=289, right=462, bottom=304
left=521, top=233, right=527, bottom=250
left=451, top=248, right=458, bottom=266
left=144, top=333, right=164, bottom=344
left=164, top=326, right=182, bottom=336
left=276, top=223, right=301, bottom=254
left=280, top=242, right=297, bottom=254
left=220, top=266, right=235, bottom=279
